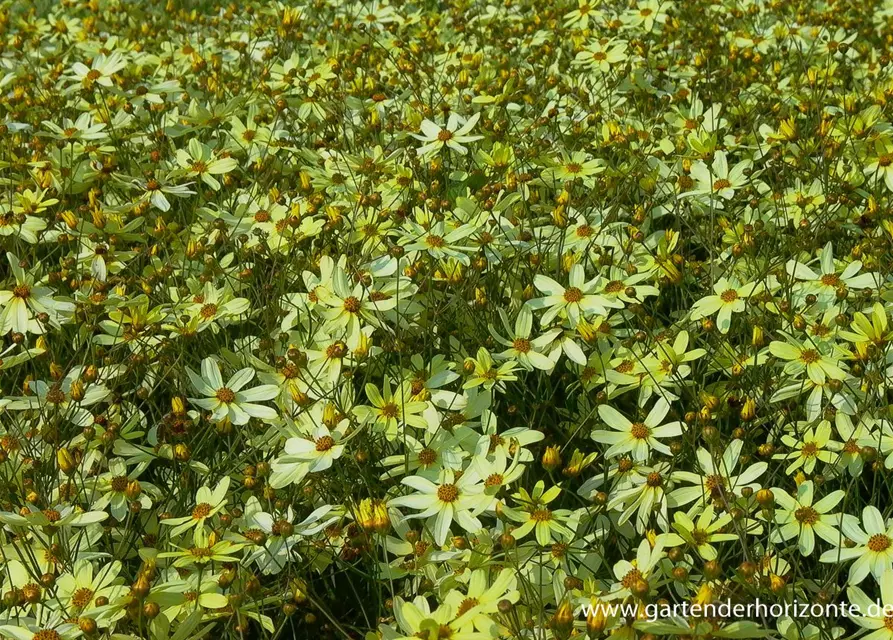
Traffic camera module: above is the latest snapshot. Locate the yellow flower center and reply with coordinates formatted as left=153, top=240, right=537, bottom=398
left=869, top=534, right=891, bottom=552
left=192, top=503, right=212, bottom=519
left=720, top=289, right=739, bottom=302
left=437, top=484, right=459, bottom=503
left=795, top=506, right=819, bottom=525
left=630, top=422, right=650, bottom=439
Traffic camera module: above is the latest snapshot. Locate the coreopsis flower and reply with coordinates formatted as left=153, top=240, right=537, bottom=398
left=689, top=278, right=760, bottom=333
left=51, top=559, right=128, bottom=619
left=400, top=219, right=475, bottom=265
left=472, top=446, right=525, bottom=501
left=488, top=306, right=557, bottom=371
left=316, top=264, right=397, bottom=337
left=146, top=572, right=229, bottom=621
left=160, top=477, right=230, bottom=537
left=774, top=420, right=841, bottom=475
left=865, top=140, right=893, bottom=191
left=6, top=369, right=110, bottom=427
left=67, top=51, right=127, bottom=90
left=187, top=358, right=279, bottom=425
left=669, top=504, right=739, bottom=560
left=388, top=469, right=487, bottom=546
left=593, top=398, right=684, bottom=461
left=85, top=457, right=156, bottom=521
left=0, top=504, right=108, bottom=530
left=769, top=338, right=848, bottom=383
left=413, top=113, right=482, bottom=157
left=159, top=530, right=245, bottom=568
left=269, top=420, right=348, bottom=488
left=354, top=380, right=430, bottom=438
left=840, top=302, right=892, bottom=347
left=236, top=496, right=340, bottom=574
left=462, top=347, right=520, bottom=392
left=564, top=0, right=602, bottom=27
left=502, top=481, right=574, bottom=546
left=670, top=439, right=767, bottom=509
left=821, top=506, right=893, bottom=584
left=474, top=409, right=545, bottom=462
left=0, top=253, right=74, bottom=335
left=574, top=39, right=628, bottom=73
left=847, top=572, right=893, bottom=639
left=527, top=264, right=616, bottom=326
left=389, top=597, right=480, bottom=640
left=0, top=610, right=81, bottom=640
left=606, top=536, right=666, bottom=600
left=786, top=241, right=879, bottom=304
left=443, top=568, right=519, bottom=633
left=539, top=151, right=606, bottom=186
left=769, top=481, right=845, bottom=556
left=684, top=151, right=752, bottom=202
left=175, top=139, right=239, bottom=191
left=607, top=462, right=674, bottom=532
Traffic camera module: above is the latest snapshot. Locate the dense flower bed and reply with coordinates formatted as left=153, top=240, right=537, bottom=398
left=1, top=0, right=892, bottom=638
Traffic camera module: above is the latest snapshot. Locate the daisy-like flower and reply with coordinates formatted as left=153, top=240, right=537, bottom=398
left=175, top=138, right=239, bottom=191
left=689, top=278, right=760, bottom=333
left=503, top=481, right=574, bottom=546
left=390, top=596, right=481, bottom=640
left=840, top=302, right=892, bottom=348
left=388, top=469, right=487, bottom=546
left=0, top=253, right=74, bottom=335
left=866, top=139, right=893, bottom=192
left=684, top=151, right=752, bottom=202
left=354, top=380, right=430, bottom=439
left=786, top=241, right=879, bottom=304
left=563, top=0, right=602, bottom=27
left=489, top=306, right=557, bottom=371
left=607, top=461, right=674, bottom=532
left=593, top=398, right=683, bottom=461
left=774, top=420, right=841, bottom=475
left=236, top=496, right=340, bottom=575
left=67, top=51, right=127, bottom=90
left=6, top=368, right=110, bottom=427
left=539, top=151, right=606, bottom=187
left=821, top=506, right=893, bottom=584
left=769, top=338, right=848, bottom=383
left=669, top=504, right=739, bottom=560
left=413, top=112, right=482, bottom=157
left=769, top=480, right=845, bottom=556
left=317, top=262, right=397, bottom=337
left=0, top=609, right=81, bottom=640
left=160, top=529, right=245, bottom=569
left=443, top=568, right=520, bottom=634
left=400, top=219, right=475, bottom=266
left=160, top=477, right=230, bottom=537
left=0, top=504, right=108, bottom=531
left=573, top=38, right=628, bottom=73
left=847, top=572, right=893, bottom=639
left=606, top=536, right=666, bottom=600
left=670, top=439, right=767, bottom=509
left=472, top=446, right=525, bottom=503
left=462, top=347, right=520, bottom=392
left=146, top=571, right=229, bottom=621
left=124, top=173, right=195, bottom=212
left=85, top=457, right=156, bottom=521
left=269, top=420, right=348, bottom=488
left=527, top=264, right=617, bottom=327
left=52, top=559, right=127, bottom=618
left=187, top=357, right=279, bottom=426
